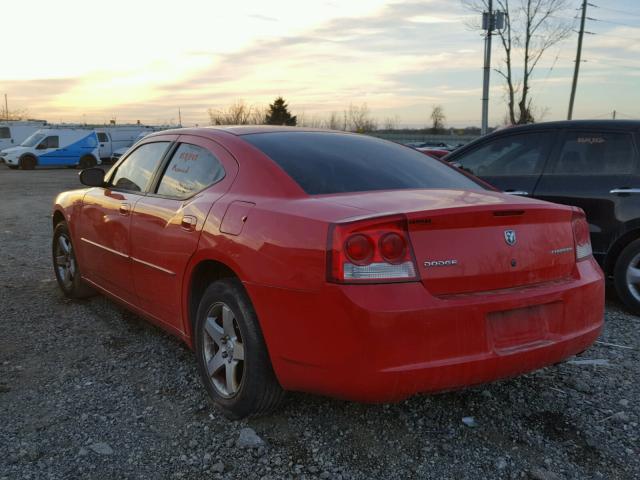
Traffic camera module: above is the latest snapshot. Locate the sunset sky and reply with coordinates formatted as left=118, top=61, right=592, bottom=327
left=2, top=0, right=639, bottom=127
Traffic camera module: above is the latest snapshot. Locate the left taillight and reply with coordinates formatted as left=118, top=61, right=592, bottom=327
left=571, top=208, right=592, bottom=261
left=327, top=214, right=419, bottom=283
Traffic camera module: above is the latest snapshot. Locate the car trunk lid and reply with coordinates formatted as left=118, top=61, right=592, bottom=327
left=320, top=189, right=576, bottom=295
left=406, top=205, right=575, bottom=295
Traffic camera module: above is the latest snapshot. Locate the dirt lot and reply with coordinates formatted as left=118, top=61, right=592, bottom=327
left=0, top=166, right=638, bottom=480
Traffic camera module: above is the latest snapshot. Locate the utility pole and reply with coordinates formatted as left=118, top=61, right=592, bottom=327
left=612, top=110, right=616, bottom=120
left=178, top=108, right=182, bottom=127
left=481, top=0, right=493, bottom=136
left=4, top=94, right=8, bottom=121
left=480, top=4, right=504, bottom=135
left=568, top=0, right=587, bottom=120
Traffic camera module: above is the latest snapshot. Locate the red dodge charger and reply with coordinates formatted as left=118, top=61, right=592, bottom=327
left=52, top=126, right=604, bottom=418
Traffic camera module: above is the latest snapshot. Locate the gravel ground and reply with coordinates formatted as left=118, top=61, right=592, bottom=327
left=0, top=166, right=638, bottom=480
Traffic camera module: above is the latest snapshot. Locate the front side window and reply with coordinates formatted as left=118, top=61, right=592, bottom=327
left=0, top=127, right=10, bottom=139
left=110, top=142, right=170, bottom=192
left=97, top=132, right=109, bottom=142
left=554, top=131, right=635, bottom=174
left=244, top=132, right=483, bottom=195
left=21, top=133, right=45, bottom=147
left=156, top=143, right=225, bottom=198
left=454, top=132, right=551, bottom=176
left=40, top=136, right=59, bottom=149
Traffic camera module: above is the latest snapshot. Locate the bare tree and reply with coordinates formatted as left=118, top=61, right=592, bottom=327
left=0, top=106, right=28, bottom=121
left=249, top=105, right=267, bottom=125
left=346, top=103, right=377, bottom=133
left=430, top=105, right=446, bottom=133
left=383, top=115, right=401, bottom=130
left=327, top=112, right=343, bottom=130
left=298, top=113, right=325, bottom=128
left=208, top=100, right=254, bottom=125
left=463, top=0, right=572, bottom=124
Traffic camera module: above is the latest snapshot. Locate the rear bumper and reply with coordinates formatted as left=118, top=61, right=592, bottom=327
left=246, top=258, right=604, bottom=402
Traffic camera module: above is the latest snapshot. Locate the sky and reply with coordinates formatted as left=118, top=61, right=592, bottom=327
left=2, top=0, right=639, bottom=127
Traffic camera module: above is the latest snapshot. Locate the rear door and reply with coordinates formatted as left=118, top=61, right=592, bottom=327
left=129, top=135, right=238, bottom=334
left=533, top=128, right=640, bottom=262
left=450, top=130, right=556, bottom=196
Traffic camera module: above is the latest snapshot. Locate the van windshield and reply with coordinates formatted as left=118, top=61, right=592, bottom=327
left=21, top=133, right=46, bottom=147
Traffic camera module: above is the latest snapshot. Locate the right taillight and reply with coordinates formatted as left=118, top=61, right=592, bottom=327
left=571, top=209, right=592, bottom=261
left=327, top=214, right=419, bottom=283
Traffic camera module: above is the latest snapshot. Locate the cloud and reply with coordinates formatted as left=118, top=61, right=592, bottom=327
left=142, top=0, right=478, bottom=124
left=6, top=0, right=639, bottom=126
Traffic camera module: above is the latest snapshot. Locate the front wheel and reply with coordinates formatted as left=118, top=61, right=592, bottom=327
left=52, top=222, right=95, bottom=298
left=614, top=238, right=640, bottom=316
left=194, top=279, right=285, bottom=418
left=19, top=155, right=36, bottom=170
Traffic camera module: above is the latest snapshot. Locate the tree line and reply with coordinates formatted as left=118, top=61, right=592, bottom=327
left=208, top=97, right=449, bottom=133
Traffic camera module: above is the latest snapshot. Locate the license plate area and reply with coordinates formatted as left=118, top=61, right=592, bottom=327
left=487, top=302, right=561, bottom=353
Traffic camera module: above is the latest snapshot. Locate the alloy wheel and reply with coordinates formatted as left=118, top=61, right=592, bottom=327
left=626, top=252, right=640, bottom=303
left=202, top=303, right=245, bottom=398
left=54, top=234, right=76, bottom=289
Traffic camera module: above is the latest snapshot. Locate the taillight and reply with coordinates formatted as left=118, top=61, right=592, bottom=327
left=571, top=209, right=592, bottom=261
left=327, top=215, right=419, bottom=283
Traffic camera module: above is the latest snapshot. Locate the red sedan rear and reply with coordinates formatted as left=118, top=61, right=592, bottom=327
left=52, top=127, right=604, bottom=418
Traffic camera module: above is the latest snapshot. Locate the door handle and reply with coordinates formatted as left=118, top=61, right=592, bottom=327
left=610, top=188, right=640, bottom=195
left=119, top=203, right=130, bottom=215
left=181, top=215, right=197, bottom=231
left=504, top=190, right=529, bottom=196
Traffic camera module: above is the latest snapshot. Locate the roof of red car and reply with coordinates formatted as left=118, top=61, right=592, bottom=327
left=152, top=125, right=343, bottom=137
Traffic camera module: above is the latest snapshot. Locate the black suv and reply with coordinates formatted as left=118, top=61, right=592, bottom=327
left=445, top=120, right=640, bottom=314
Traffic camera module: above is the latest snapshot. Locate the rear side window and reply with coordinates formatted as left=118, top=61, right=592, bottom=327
left=554, top=131, right=635, bottom=174
left=0, top=127, right=10, bottom=139
left=97, top=132, right=109, bottom=142
left=111, top=142, right=170, bottom=192
left=454, top=132, right=552, bottom=176
left=243, top=132, right=482, bottom=194
left=156, top=143, right=225, bottom=198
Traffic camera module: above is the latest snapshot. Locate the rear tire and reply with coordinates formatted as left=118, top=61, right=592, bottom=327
left=79, top=155, right=97, bottom=169
left=19, top=155, right=36, bottom=170
left=52, top=222, right=95, bottom=299
left=194, top=279, right=285, bottom=419
left=614, top=238, right=640, bottom=316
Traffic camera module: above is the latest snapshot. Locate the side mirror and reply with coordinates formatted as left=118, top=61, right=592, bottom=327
left=36, top=143, right=47, bottom=150
left=79, top=167, right=105, bottom=187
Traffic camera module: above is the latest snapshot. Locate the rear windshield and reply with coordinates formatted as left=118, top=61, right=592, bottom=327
left=243, top=132, right=483, bottom=195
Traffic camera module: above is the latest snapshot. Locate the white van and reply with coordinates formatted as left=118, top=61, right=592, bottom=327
left=110, top=131, right=151, bottom=163
left=0, top=128, right=100, bottom=169
left=95, top=126, right=155, bottom=161
left=0, top=121, right=48, bottom=152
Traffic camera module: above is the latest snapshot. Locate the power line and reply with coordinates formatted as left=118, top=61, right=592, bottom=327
left=589, top=31, right=640, bottom=41
left=587, top=3, right=640, bottom=18
left=588, top=17, right=640, bottom=29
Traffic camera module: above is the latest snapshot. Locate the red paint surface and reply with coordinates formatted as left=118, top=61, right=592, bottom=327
left=53, top=127, right=605, bottom=402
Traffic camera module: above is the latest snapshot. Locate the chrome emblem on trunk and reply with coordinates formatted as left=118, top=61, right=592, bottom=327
left=504, top=230, right=517, bottom=246
left=424, top=259, right=458, bottom=268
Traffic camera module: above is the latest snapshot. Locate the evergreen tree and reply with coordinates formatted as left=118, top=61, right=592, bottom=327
left=264, top=97, right=297, bottom=126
